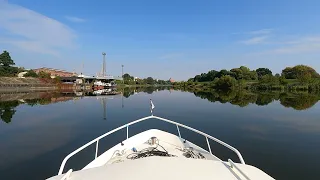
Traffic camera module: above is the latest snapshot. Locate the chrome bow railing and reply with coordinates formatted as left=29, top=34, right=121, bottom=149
left=58, top=115, right=245, bottom=175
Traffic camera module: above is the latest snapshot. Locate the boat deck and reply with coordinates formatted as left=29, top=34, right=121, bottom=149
left=84, top=129, right=220, bottom=170
left=105, top=130, right=220, bottom=165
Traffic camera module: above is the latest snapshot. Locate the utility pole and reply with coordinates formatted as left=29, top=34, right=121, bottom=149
left=80, top=61, right=84, bottom=75
left=82, top=61, right=84, bottom=73
left=102, top=52, right=106, bottom=77
left=121, top=65, right=124, bottom=84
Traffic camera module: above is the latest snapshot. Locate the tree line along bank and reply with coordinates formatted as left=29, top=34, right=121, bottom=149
left=174, top=65, right=320, bottom=91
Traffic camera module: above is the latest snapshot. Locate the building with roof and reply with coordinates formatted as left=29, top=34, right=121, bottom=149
left=32, top=68, right=77, bottom=78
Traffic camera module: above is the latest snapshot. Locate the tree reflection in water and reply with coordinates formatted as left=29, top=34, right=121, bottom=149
left=192, top=89, right=319, bottom=110
left=122, top=87, right=320, bottom=111
left=256, top=92, right=280, bottom=106
left=280, top=92, right=319, bottom=110
left=0, top=101, right=19, bottom=123
left=0, top=93, right=75, bottom=124
left=1, top=87, right=319, bottom=124
left=121, top=86, right=171, bottom=98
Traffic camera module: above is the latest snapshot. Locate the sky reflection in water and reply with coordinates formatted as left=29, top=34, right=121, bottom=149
left=0, top=88, right=319, bottom=180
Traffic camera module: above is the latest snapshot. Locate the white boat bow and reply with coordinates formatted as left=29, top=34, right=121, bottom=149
left=47, top=115, right=275, bottom=180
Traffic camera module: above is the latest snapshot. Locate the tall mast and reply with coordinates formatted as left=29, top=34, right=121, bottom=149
left=102, top=52, right=106, bottom=77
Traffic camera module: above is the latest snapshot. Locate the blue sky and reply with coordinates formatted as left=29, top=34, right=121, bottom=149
left=1, top=0, right=320, bottom=80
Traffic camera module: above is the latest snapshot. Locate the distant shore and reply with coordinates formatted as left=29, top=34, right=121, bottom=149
left=116, top=84, right=172, bottom=88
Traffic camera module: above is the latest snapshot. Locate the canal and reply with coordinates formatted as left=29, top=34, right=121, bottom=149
left=0, top=88, right=320, bottom=179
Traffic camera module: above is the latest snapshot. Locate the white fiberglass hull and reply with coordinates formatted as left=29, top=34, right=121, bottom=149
left=47, top=129, right=274, bottom=180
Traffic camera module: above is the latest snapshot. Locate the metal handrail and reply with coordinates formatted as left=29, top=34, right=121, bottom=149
left=58, top=115, right=245, bottom=175
left=228, top=159, right=251, bottom=180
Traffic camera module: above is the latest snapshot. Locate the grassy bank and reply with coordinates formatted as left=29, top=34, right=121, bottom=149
left=172, top=78, right=320, bottom=92
left=0, top=77, right=78, bottom=92
left=0, top=77, right=58, bottom=91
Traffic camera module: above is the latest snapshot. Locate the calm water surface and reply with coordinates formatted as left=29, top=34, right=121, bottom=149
left=0, top=89, right=320, bottom=180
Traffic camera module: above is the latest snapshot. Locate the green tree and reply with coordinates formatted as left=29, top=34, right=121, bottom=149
left=230, top=68, right=243, bottom=80
left=256, top=68, right=272, bottom=79
left=237, top=79, right=246, bottom=88
left=193, top=69, right=219, bottom=82
left=241, top=66, right=258, bottom=80
left=187, top=78, right=194, bottom=82
left=136, top=79, right=146, bottom=85
left=122, top=73, right=135, bottom=84
left=145, top=77, right=154, bottom=84
left=239, top=66, right=250, bottom=72
left=206, top=70, right=218, bottom=81
left=0, top=51, right=18, bottom=77
left=214, top=75, right=237, bottom=90
left=38, top=71, right=51, bottom=78
left=230, top=66, right=257, bottom=80
left=24, top=70, right=38, bottom=77
left=199, top=73, right=208, bottom=81
left=293, top=65, right=319, bottom=78
left=282, top=65, right=319, bottom=79
left=123, top=73, right=133, bottom=80
left=297, top=72, right=312, bottom=84
left=239, top=66, right=251, bottom=80
left=0, top=51, right=15, bottom=66
left=259, top=74, right=279, bottom=85
left=194, top=75, right=201, bottom=82
left=217, top=69, right=233, bottom=78
left=249, top=71, right=258, bottom=80
left=281, top=67, right=295, bottom=79
left=279, top=76, right=288, bottom=85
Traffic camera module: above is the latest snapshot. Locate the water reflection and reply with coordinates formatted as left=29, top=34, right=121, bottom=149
left=190, top=89, right=320, bottom=110
left=88, top=88, right=120, bottom=96
left=0, top=101, right=19, bottom=123
left=1, top=87, right=319, bottom=124
left=119, top=87, right=320, bottom=110
left=121, top=86, right=171, bottom=98
left=279, top=92, right=319, bottom=110
left=0, top=88, right=122, bottom=123
left=0, top=92, right=76, bottom=124
left=192, top=90, right=258, bottom=106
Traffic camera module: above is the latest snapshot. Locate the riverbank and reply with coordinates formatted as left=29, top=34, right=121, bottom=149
left=0, top=77, right=93, bottom=92
left=172, top=79, right=320, bottom=92
left=171, top=86, right=320, bottom=110
left=0, top=77, right=57, bottom=90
